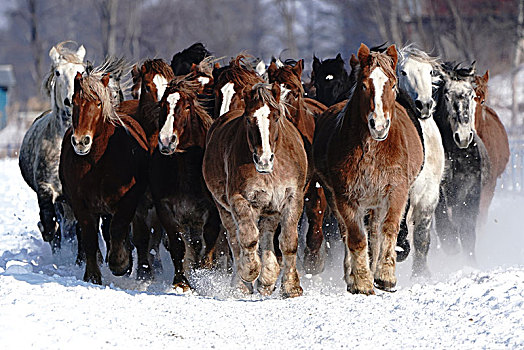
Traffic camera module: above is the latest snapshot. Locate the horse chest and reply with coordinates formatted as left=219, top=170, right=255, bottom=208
left=244, top=178, right=293, bottom=213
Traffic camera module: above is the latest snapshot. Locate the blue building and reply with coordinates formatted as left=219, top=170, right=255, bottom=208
left=0, top=65, right=15, bottom=130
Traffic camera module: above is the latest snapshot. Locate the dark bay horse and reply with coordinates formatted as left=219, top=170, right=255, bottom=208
left=267, top=60, right=331, bottom=274
left=59, top=69, right=149, bottom=284
left=313, top=44, right=423, bottom=294
left=204, top=83, right=308, bottom=298
left=433, top=62, right=490, bottom=263
left=311, top=53, right=351, bottom=106
left=212, top=54, right=264, bottom=118
left=473, top=71, right=510, bottom=229
left=150, top=77, right=222, bottom=291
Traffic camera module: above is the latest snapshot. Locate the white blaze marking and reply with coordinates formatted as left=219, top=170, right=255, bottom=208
left=280, top=83, right=291, bottom=100
left=159, top=92, right=180, bottom=144
left=254, top=104, right=272, bottom=161
left=197, top=76, right=210, bottom=86
left=275, top=59, right=284, bottom=68
left=369, top=67, right=388, bottom=127
left=220, top=82, right=235, bottom=116
left=153, top=75, right=168, bottom=101
left=325, top=75, right=334, bottom=80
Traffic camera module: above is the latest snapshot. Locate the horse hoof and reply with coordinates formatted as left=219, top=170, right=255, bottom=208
left=172, top=274, right=191, bottom=293
left=374, top=279, right=397, bottom=292
left=257, top=283, right=276, bottom=296
left=347, top=284, right=375, bottom=295
left=238, top=254, right=261, bottom=283
left=108, top=250, right=132, bottom=277
left=303, top=248, right=326, bottom=275
left=83, top=272, right=102, bottom=285
left=136, top=265, right=153, bottom=281
left=395, top=240, right=410, bottom=262
left=281, top=285, right=303, bottom=299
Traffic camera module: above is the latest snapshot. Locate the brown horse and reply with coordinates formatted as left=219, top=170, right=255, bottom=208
left=59, top=70, right=149, bottom=284
left=150, top=76, right=222, bottom=291
left=474, top=71, right=510, bottom=228
left=118, top=59, right=176, bottom=279
left=212, top=54, right=264, bottom=119
left=313, top=44, right=423, bottom=294
left=266, top=60, right=331, bottom=274
left=203, top=83, right=307, bottom=298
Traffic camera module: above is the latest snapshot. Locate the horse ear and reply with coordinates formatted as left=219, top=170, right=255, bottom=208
left=131, top=65, right=139, bottom=80
left=49, top=46, right=60, bottom=63
left=190, top=63, right=198, bottom=74
left=483, top=70, right=489, bottom=81
left=293, top=59, right=304, bottom=78
left=349, top=54, right=359, bottom=70
left=357, top=43, right=370, bottom=64
left=214, top=62, right=220, bottom=69
left=268, top=62, right=278, bottom=79
left=101, top=73, right=110, bottom=87
left=271, top=82, right=281, bottom=104
left=313, top=56, right=321, bottom=72
left=74, top=72, right=82, bottom=92
left=76, top=45, right=86, bottom=61
left=386, top=44, right=398, bottom=69
left=140, top=63, right=147, bottom=74
left=336, top=53, right=343, bottom=62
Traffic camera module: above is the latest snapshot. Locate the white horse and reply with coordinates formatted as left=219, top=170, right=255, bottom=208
left=19, top=41, right=86, bottom=251
left=396, top=45, right=445, bottom=277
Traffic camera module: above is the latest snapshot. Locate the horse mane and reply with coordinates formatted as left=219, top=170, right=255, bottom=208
left=440, top=61, right=476, bottom=82
left=398, top=44, right=441, bottom=67
left=42, top=41, right=85, bottom=98
left=166, top=75, right=214, bottom=131
left=171, top=42, right=211, bottom=75
left=195, top=56, right=219, bottom=77
left=141, top=58, right=175, bottom=80
left=217, top=54, right=261, bottom=87
left=78, top=63, right=123, bottom=125
left=272, top=65, right=304, bottom=96
left=250, top=83, right=284, bottom=116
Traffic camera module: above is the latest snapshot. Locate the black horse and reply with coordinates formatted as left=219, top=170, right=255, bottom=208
left=433, top=62, right=490, bottom=264
left=311, top=53, right=351, bottom=107
left=171, top=42, right=212, bottom=76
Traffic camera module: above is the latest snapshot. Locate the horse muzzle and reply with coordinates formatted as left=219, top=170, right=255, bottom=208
left=253, top=152, right=274, bottom=174
left=71, top=134, right=92, bottom=155
left=368, top=117, right=390, bottom=141
left=158, top=135, right=178, bottom=155
left=453, top=130, right=474, bottom=149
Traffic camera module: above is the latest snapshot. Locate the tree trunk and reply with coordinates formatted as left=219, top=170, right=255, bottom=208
left=276, top=0, right=298, bottom=58
left=98, top=0, right=119, bottom=57
left=28, top=0, right=43, bottom=89
left=511, top=0, right=524, bottom=129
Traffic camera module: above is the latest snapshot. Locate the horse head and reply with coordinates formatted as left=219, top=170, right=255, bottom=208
left=71, top=71, right=119, bottom=155
left=243, top=83, right=283, bottom=174
left=189, top=56, right=216, bottom=95
left=267, top=59, right=304, bottom=117
left=397, top=45, right=439, bottom=119
left=436, top=61, right=477, bottom=149
left=356, top=43, right=398, bottom=141
left=46, top=42, right=86, bottom=119
left=473, top=70, right=489, bottom=106
left=171, top=42, right=212, bottom=76
left=157, top=77, right=212, bottom=155
left=139, top=59, right=175, bottom=103
left=312, top=53, right=349, bottom=106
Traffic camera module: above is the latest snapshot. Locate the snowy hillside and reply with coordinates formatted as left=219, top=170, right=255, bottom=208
left=0, top=158, right=523, bottom=349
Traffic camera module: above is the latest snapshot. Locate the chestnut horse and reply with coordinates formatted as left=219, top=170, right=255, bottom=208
left=59, top=69, right=149, bottom=284
left=313, top=44, right=423, bottom=294
left=203, top=83, right=307, bottom=298
left=150, top=77, right=222, bottom=291
left=473, top=71, right=510, bottom=229
left=212, top=54, right=264, bottom=118
left=267, top=60, right=331, bottom=274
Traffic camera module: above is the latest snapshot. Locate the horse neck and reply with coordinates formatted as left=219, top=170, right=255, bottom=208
left=433, top=89, right=455, bottom=152
left=338, top=92, right=372, bottom=147
left=474, top=103, right=484, bottom=134
left=179, top=112, right=209, bottom=151
left=137, top=91, right=160, bottom=138
left=50, top=89, right=72, bottom=135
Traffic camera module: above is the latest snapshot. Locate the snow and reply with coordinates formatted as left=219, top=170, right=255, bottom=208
left=0, top=158, right=523, bottom=349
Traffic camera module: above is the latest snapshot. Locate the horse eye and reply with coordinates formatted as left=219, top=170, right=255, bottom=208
left=55, top=71, right=60, bottom=77
left=362, top=85, right=367, bottom=91
left=97, top=102, right=102, bottom=107
left=401, top=70, right=407, bottom=76
left=392, top=83, right=396, bottom=90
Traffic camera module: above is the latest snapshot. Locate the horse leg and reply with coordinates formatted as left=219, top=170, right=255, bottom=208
left=36, top=189, right=59, bottom=246
left=215, top=202, right=252, bottom=294
left=101, top=215, right=111, bottom=263
left=367, top=209, right=383, bottom=275
left=77, top=214, right=102, bottom=284
left=411, top=204, right=433, bottom=278
left=279, top=195, right=304, bottom=298
left=149, top=211, right=164, bottom=274
left=156, top=204, right=190, bottom=291
left=396, top=200, right=411, bottom=262
left=303, top=182, right=328, bottom=275
left=132, top=206, right=153, bottom=281
left=257, top=215, right=281, bottom=296
left=374, top=189, right=409, bottom=292
left=231, top=194, right=261, bottom=284
left=435, top=187, right=460, bottom=255
left=200, top=207, right=221, bottom=269
left=456, top=191, right=481, bottom=266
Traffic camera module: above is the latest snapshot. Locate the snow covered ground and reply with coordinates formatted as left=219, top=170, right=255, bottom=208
left=0, top=158, right=523, bottom=349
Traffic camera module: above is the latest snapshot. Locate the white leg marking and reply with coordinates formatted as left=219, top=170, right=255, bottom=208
left=220, top=82, right=235, bottom=116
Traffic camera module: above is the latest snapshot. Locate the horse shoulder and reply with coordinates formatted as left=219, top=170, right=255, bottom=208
left=117, top=99, right=139, bottom=117
left=118, top=114, right=149, bottom=153
left=393, top=103, right=424, bottom=179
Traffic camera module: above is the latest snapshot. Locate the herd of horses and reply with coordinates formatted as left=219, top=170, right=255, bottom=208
left=18, top=40, right=509, bottom=297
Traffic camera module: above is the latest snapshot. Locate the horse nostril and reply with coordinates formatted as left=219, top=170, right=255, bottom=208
left=171, top=135, right=177, bottom=144
left=71, top=135, right=78, bottom=146
left=82, top=135, right=91, bottom=146
left=369, top=118, right=376, bottom=129
left=454, top=132, right=461, bottom=145
left=469, top=132, right=474, bottom=142
left=270, top=153, right=274, bottom=162
left=253, top=153, right=259, bottom=163
left=415, top=100, right=423, bottom=110
left=64, top=98, right=71, bottom=107
left=427, top=100, right=433, bottom=109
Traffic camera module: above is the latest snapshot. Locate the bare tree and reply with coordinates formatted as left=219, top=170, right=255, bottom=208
left=512, top=0, right=524, bottom=127
left=276, top=0, right=299, bottom=58
left=95, top=0, right=119, bottom=57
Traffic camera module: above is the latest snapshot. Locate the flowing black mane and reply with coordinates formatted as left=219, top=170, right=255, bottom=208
left=171, top=42, right=212, bottom=76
